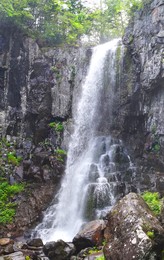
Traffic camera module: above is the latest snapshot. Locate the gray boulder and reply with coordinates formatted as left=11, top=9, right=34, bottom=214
left=43, top=240, right=75, bottom=260
left=104, top=192, right=164, bottom=260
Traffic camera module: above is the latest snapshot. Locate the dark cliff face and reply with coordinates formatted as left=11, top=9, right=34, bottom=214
left=0, top=0, right=164, bottom=236
left=111, top=0, right=164, bottom=193
left=0, top=25, right=90, bottom=236
left=0, top=25, right=89, bottom=145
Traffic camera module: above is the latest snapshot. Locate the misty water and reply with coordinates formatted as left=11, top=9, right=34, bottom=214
left=33, top=39, right=137, bottom=243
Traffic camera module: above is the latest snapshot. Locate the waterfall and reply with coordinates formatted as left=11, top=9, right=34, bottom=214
left=33, top=39, right=136, bottom=243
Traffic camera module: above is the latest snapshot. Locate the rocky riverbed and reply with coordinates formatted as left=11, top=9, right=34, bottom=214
left=1, top=193, right=164, bottom=260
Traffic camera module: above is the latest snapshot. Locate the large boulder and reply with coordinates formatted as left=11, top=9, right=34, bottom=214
left=0, top=238, right=15, bottom=255
left=103, top=193, right=164, bottom=260
left=73, top=220, right=106, bottom=253
left=0, top=238, right=13, bottom=246
left=43, top=240, right=75, bottom=260
left=0, top=251, right=25, bottom=260
left=26, top=238, right=43, bottom=247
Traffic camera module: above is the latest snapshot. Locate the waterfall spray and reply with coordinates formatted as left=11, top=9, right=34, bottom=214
left=33, top=39, right=135, bottom=243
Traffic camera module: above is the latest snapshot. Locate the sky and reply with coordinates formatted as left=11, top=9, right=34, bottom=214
left=82, top=0, right=101, bottom=8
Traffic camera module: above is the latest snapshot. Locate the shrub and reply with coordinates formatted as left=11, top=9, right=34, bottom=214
left=7, top=152, right=22, bottom=166
left=147, top=231, right=155, bottom=239
left=0, top=180, right=24, bottom=224
left=0, top=137, right=22, bottom=178
left=89, top=247, right=100, bottom=255
left=142, top=191, right=162, bottom=216
left=55, top=149, right=67, bottom=162
left=48, top=122, right=64, bottom=132
left=56, top=149, right=67, bottom=155
left=25, top=256, right=31, bottom=260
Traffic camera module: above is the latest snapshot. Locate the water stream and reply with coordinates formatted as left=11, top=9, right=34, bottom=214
left=33, top=39, right=137, bottom=243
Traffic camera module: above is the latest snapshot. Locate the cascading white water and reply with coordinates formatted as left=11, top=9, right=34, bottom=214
left=34, top=39, right=133, bottom=243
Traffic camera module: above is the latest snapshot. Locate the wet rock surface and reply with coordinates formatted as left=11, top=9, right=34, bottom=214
left=0, top=237, right=48, bottom=260
left=0, top=136, right=65, bottom=238
left=0, top=24, right=90, bottom=238
left=111, top=0, right=164, bottom=193
left=73, top=220, right=106, bottom=253
left=103, top=193, right=164, bottom=260
left=0, top=25, right=89, bottom=144
left=43, top=240, right=75, bottom=260
left=1, top=193, right=164, bottom=259
left=0, top=0, right=164, bottom=258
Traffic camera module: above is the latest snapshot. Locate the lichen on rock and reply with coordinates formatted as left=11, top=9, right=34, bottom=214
left=103, top=193, right=164, bottom=260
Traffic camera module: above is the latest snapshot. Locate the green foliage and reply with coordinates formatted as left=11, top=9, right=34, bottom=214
left=88, top=248, right=104, bottom=260
left=102, top=240, right=107, bottom=246
left=144, top=124, right=160, bottom=154
left=49, top=122, right=64, bottom=132
left=0, top=137, right=22, bottom=178
left=152, top=143, right=160, bottom=152
left=0, top=180, right=24, bottom=224
left=55, top=148, right=67, bottom=162
left=96, top=256, right=105, bottom=260
left=149, top=124, right=161, bottom=153
left=89, top=247, right=100, bottom=254
left=7, top=152, right=22, bottom=166
left=25, top=256, right=31, bottom=260
left=147, top=231, right=155, bottom=239
left=51, top=66, right=59, bottom=73
left=142, top=191, right=162, bottom=216
left=84, top=193, right=96, bottom=221
left=162, top=250, right=164, bottom=260
left=151, top=124, right=157, bottom=134
left=97, top=0, right=143, bottom=40
left=0, top=0, right=97, bottom=45
left=56, top=149, right=67, bottom=156
left=0, top=0, right=146, bottom=44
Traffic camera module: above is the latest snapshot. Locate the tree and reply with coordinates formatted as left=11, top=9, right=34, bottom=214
left=94, top=0, right=143, bottom=41
left=0, top=0, right=144, bottom=45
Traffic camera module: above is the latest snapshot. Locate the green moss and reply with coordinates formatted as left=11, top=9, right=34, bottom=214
left=0, top=137, right=22, bottom=178
left=152, top=143, right=160, bottom=152
left=128, top=34, right=134, bottom=44
left=56, top=149, right=67, bottom=156
left=7, top=152, right=22, bottom=166
left=142, top=191, right=162, bottom=216
left=142, top=223, right=152, bottom=233
left=96, top=256, right=105, bottom=260
left=51, top=66, right=59, bottom=73
left=151, top=124, right=157, bottom=134
left=0, top=180, right=24, bottom=224
left=51, top=66, right=61, bottom=81
left=116, top=45, right=121, bottom=62
left=102, top=240, right=107, bottom=246
left=48, top=122, right=64, bottom=132
left=25, top=256, right=31, bottom=260
left=89, top=247, right=100, bottom=254
left=56, top=149, right=67, bottom=162
left=88, top=248, right=104, bottom=260
left=147, top=231, right=155, bottom=239
left=162, top=250, right=164, bottom=260
left=71, top=66, right=76, bottom=78
left=84, top=194, right=96, bottom=221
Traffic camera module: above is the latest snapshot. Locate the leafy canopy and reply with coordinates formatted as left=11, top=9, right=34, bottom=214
left=0, top=0, right=145, bottom=44
left=0, top=0, right=96, bottom=44
left=96, top=0, right=143, bottom=40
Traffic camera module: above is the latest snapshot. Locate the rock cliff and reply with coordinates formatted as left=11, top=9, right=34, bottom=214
left=111, top=0, right=164, bottom=194
left=0, top=0, right=164, bottom=237
left=0, top=24, right=90, bottom=235
left=0, top=24, right=89, bottom=144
